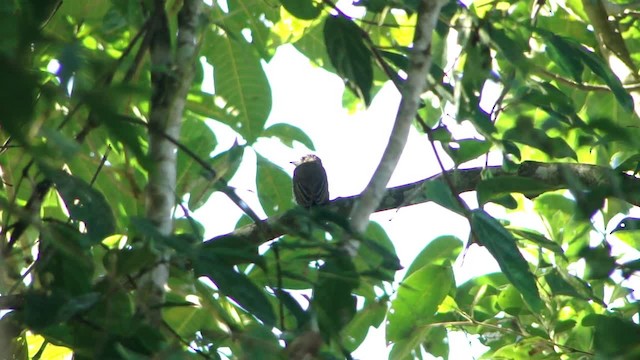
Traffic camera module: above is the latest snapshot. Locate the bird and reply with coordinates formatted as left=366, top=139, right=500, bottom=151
left=291, top=154, right=329, bottom=208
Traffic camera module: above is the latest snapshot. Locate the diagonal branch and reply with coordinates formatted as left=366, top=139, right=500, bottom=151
left=203, top=161, right=640, bottom=254
left=138, top=0, right=202, bottom=325
left=582, top=0, right=638, bottom=80
left=349, top=0, right=449, bottom=241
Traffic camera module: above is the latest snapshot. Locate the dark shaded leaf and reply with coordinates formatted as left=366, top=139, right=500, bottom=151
left=423, top=179, right=465, bottom=215
left=274, top=289, right=310, bottom=330
left=279, top=0, right=321, bottom=20
left=38, top=223, right=94, bottom=295
left=23, top=291, right=100, bottom=330
left=477, top=176, right=556, bottom=205
left=44, top=169, right=116, bottom=244
left=510, top=228, right=566, bottom=256
left=324, top=16, right=373, bottom=105
left=503, top=117, right=577, bottom=160
left=544, top=270, right=583, bottom=299
left=578, top=244, right=616, bottom=280
left=545, top=34, right=584, bottom=83
left=471, top=209, right=542, bottom=311
left=193, top=251, right=276, bottom=326
left=422, top=326, right=448, bottom=359
left=313, top=254, right=359, bottom=334
left=584, top=315, right=640, bottom=358
left=356, top=221, right=402, bottom=281
left=537, top=30, right=633, bottom=112
left=486, top=24, right=527, bottom=69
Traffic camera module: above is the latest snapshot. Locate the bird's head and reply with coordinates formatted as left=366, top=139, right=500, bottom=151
left=291, top=154, right=322, bottom=166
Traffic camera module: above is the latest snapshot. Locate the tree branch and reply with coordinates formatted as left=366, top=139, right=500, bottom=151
left=582, top=0, right=638, bottom=80
left=203, top=161, right=640, bottom=254
left=348, top=0, right=448, bottom=243
left=138, top=0, right=202, bottom=324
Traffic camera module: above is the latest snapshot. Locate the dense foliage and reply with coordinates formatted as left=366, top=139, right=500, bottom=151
left=1, top=0, right=640, bottom=359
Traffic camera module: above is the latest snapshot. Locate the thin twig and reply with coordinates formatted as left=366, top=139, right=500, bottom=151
left=273, top=242, right=286, bottom=331
left=536, top=67, right=640, bottom=91
left=348, top=0, right=449, bottom=242
left=163, top=320, right=213, bottom=359
left=118, top=116, right=262, bottom=224
left=89, top=145, right=111, bottom=187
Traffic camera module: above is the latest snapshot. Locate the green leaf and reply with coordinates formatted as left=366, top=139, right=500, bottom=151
left=386, top=264, right=454, bottom=342
left=355, top=221, right=401, bottom=282
left=163, top=304, right=206, bottom=339
left=510, top=228, right=565, bottom=256
left=279, top=0, right=321, bottom=20
left=343, top=298, right=387, bottom=352
left=193, top=251, right=276, bottom=326
left=445, top=139, right=492, bottom=165
left=114, top=245, right=158, bottom=277
left=476, top=176, right=556, bottom=206
left=237, top=323, right=281, bottom=358
left=106, top=115, right=149, bottom=167
left=496, top=285, right=526, bottom=315
left=533, top=193, right=591, bottom=248
left=43, top=169, right=116, bottom=244
left=423, top=179, right=465, bottom=215
left=294, top=21, right=335, bottom=72
left=188, top=143, right=245, bottom=211
left=313, top=254, right=359, bottom=334
left=470, top=209, right=542, bottom=311
left=0, top=57, right=38, bottom=143
left=577, top=46, right=634, bottom=113
left=486, top=24, right=527, bottom=69
left=537, top=30, right=633, bottom=112
left=514, top=82, right=579, bottom=123
left=256, top=154, right=294, bottom=216
left=503, top=117, right=577, bottom=160
left=323, top=16, right=373, bottom=105
left=421, top=326, right=449, bottom=359
left=210, top=0, right=280, bottom=59
left=578, top=244, right=616, bottom=280
left=274, top=288, right=310, bottom=329
left=586, top=315, right=640, bottom=358
left=545, top=33, right=584, bottom=83
left=543, top=270, right=584, bottom=299
left=457, top=28, right=495, bottom=136
left=84, top=285, right=134, bottom=337
left=37, top=223, right=94, bottom=295
left=23, top=291, right=100, bottom=330
left=177, top=115, right=217, bottom=199
left=203, top=30, right=272, bottom=143
left=404, top=236, right=463, bottom=279
left=261, top=123, right=315, bottom=150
